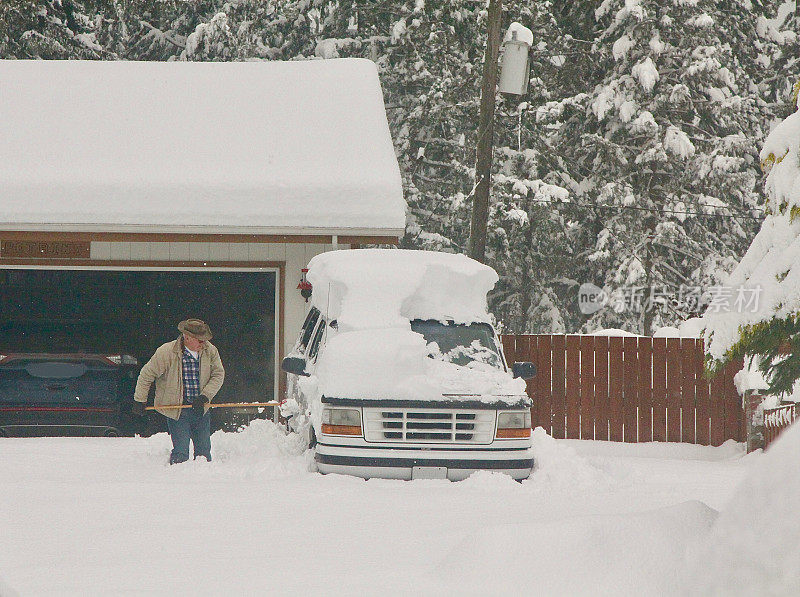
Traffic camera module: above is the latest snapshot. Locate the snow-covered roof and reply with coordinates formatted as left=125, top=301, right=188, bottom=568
left=0, top=58, right=405, bottom=235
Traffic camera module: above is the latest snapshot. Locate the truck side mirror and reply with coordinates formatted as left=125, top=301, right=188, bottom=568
left=281, top=356, right=310, bottom=377
left=512, top=361, right=536, bottom=380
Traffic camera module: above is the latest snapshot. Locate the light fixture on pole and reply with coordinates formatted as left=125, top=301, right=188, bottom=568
left=498, top=22, right=533, bottom=96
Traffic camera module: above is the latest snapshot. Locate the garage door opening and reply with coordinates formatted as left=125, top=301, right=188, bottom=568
left=0, top=268, right=277, bottom=430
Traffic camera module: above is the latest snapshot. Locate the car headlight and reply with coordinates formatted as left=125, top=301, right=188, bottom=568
left=496, top=410, right=531, bottom=438
left=321, top=408, right=362, bottom=436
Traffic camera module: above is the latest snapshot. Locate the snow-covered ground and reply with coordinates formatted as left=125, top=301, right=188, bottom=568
left=0, top=423, right=780, bottom=596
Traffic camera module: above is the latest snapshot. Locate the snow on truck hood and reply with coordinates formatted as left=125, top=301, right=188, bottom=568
left=305, top=250, right=527, bottom=401
left=315, top=329, right=526, bottom=401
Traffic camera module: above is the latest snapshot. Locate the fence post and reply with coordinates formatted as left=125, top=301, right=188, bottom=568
left=724, top=359, right=746, bottom=442
left=744, top=390, right=765, bottom=453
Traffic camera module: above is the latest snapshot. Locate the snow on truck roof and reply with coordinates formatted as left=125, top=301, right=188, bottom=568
left=0, top=58, right=405, bottom=235
left=306, top=249, right=498, bottom=330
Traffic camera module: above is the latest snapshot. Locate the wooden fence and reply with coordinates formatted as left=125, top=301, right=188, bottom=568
left=763, top=403, right=798, bottom=449
left=501, top=334, right=745, bottom=445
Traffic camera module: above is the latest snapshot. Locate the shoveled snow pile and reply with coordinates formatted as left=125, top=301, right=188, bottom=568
left=136, top=419, right=311, bottom=477
left=304, top=249, right=525, bottom=401
left=525, top=427, right=615, bottom=493
left=686, top=422, right=800, bottom=595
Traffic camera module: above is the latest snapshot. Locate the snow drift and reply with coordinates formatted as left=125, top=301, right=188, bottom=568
left=686, top=422, right=800, bottom=595
left=440, top=500, right=718, bottom=596
left=0, top=423, right=752, bottom=595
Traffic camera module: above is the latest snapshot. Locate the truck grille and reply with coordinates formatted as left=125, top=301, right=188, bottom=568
left=363, top=408, right=495, bottom=444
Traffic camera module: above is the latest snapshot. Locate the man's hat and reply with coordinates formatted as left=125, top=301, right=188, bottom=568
left=178, top=319, right=213, bottom=341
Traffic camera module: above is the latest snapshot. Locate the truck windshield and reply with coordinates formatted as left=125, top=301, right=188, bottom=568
left=410, top=320, right=503, bottom=369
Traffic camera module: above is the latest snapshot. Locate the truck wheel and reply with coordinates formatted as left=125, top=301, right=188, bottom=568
left=104, top=428, right=121, bottom=437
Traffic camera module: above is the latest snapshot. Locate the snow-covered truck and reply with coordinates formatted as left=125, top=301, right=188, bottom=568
left=281, top=249, right=536, bottom=480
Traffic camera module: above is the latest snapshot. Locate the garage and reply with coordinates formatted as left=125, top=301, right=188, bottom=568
left=0, top=58, right=406, bottom=432
left=0, top=267, right=277, bottom=399
left=0, top=266, right=277, bottom=430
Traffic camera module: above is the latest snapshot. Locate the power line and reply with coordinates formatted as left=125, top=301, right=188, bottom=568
left=524, top=197, right=765, bottom=221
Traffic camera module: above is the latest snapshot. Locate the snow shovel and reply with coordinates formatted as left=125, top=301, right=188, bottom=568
left=144, top=402, right=281, bottom=410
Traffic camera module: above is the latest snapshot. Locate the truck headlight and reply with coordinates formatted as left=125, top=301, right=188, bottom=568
left=321, top=408, right=362, bottom=436
left=496, top=410, right=531, bottom=438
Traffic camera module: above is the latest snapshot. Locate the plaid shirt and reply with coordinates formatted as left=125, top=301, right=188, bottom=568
left=182, top=348, right=201, bottom=404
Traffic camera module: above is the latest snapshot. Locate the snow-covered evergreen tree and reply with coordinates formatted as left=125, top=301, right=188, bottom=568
left=0, top=0, right=109, bottom=58
left=363, top=1, right=580, bottom=333
left=703, top=80, right=800, bottom=396
left=180, top=0, right=320, bottom=61
left=537, top=0, right=792, bottom=334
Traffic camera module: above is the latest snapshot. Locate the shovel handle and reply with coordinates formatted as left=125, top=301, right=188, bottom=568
left=144, top=402, right=280, bottom=411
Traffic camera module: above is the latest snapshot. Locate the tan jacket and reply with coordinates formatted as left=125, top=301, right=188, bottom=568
left=134, top=337, right=225, bottom=420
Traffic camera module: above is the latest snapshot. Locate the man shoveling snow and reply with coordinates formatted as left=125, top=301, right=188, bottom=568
left=132, top=318, right=225, bottom=464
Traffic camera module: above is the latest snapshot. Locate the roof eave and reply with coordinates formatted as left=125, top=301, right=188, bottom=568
left=0, top=224, right=405, bottom=244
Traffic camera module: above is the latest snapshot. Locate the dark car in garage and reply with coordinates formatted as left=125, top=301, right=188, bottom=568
left=0, top=353, right=140, bottom=437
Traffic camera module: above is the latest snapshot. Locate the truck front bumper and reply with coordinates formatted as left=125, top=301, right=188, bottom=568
left=315, top=442, right=533, bottom=481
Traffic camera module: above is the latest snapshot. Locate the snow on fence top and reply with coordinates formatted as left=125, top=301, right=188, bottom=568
left=0, top=59, right=405, bottom=234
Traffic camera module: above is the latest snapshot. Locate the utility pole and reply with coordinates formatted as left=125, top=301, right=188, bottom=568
left=468, top=0, right=503, bottom=264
